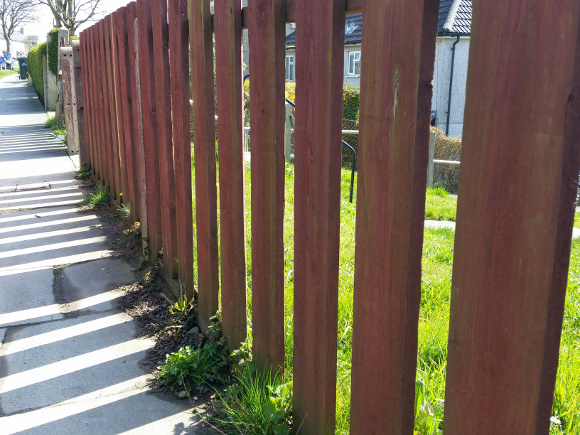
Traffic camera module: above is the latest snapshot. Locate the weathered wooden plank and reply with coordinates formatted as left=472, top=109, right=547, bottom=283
left=444, top=2, right=580, bottom=433
left=247, top=0, right=286, bottom=372
left=79, top=32, right=93, bottom=173
left=292, top=0, right=344, bottom=432
left=111, top=11, right=129, bottom=207
left=151, top=0, right=178, bottom=279
left=214, top=0, right=247, bottom=351
left=349, top=0, right=436, bottom=432
left=115, top=6, right=139, bottom=222
left=189, top=0, right=219, bottom=331
left=137, top=0, right=162, bottom=262
left=127, top=1, right=149, bottom=250
left=96, top=22, right=110, bottom=186
left=103, top=15, right=121, bottom=199
left=169, top=0, right=194, bottom=296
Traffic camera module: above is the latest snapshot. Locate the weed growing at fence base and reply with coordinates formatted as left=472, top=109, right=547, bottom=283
left=83, top=185, right=110, bottom=209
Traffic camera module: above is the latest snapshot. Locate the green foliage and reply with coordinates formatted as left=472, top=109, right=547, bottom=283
left=28, top=42, right=47, bottom=97
left=342, top=84, right=360, bottom=121
left=431, top=126, right=462, bottom=193
left=44, top=116, right=59, bottom=129
left=414, top=374, right=444, bottom=435
left=157, top=340, right=230, bottom=393
left=75, top=166, right=91, bottom=181
left=424, top=186, right=457, bottom=221
left=574, top=212, right=580, bottom=229
left=83, top=185, right=111, bottom=208
left=115, top=202, right=131, bottom=222
left=211, top=362, right=292, bottom=435
left=0, top=69, right=17, bottom=79
left=47, top=29, right=60, bottom=76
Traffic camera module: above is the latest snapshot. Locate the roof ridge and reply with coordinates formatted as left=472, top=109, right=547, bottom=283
left=441, top=0, right=461, bottom=33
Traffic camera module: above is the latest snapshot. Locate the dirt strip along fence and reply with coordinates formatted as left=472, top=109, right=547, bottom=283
left=75, top=0, right=580, bottom=433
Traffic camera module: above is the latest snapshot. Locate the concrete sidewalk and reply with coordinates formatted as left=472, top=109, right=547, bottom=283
left=0, top=75, right=199, bottom=433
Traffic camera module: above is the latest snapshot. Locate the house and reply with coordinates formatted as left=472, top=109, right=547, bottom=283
left=285, top=0, right=472, bottom=137
left=0, top=29, right=38, bottom=56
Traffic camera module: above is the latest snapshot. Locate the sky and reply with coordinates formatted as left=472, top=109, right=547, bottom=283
left=24, top=0, right=133, bottom=42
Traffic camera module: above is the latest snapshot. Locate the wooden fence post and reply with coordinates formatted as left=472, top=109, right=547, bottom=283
left=169, top=0, right=194, bottom=296
left=248, top=0, right=286, bottom=372
left=292, top=0, right=344, bottom=431
left=71, top=40, right=87, bottom=168
left=137, top=0, right=162, bottom=262
left=189, top=0, right=220, bottom=331
left=214, top=0, right=248, bottom=352
left=444, top=2, right=580, bottom=433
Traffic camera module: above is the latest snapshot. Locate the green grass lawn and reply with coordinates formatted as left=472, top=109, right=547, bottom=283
left=191, top=161, right=578, bottom=433
left=0, top=68, right=18, bottom=79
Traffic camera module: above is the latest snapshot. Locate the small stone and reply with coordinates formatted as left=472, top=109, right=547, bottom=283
left=187, top=326, right=200, bottom=335
left=178, top=390, right=188, bottom=399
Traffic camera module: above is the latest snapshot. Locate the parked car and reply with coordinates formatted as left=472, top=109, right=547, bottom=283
left=3, top=52, right=13, bottom=70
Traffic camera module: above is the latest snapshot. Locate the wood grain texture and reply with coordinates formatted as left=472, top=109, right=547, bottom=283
left=292, top=0, right=344, bottom=432
left=115, top=6, right=140, bottom=222
left=189, top=0, right=220, bottom=331
left=111, top=11, right=129, bottom=208
left=349, top=0, right=436, bottom=432
left=127, top=1, right=148, bottom=235
left=96, top=22, right=110, bottom=185
left=169, top=0, right=194, bottom=296
left=104, top=15, right=121, bottom=200
left=443, top=2, right=580, bottom=433
left=214, top=0, right=248, bottom=351
left=151, top=0, right=178, bottom=278
left=137, top=0, right=162, bottom=262
left=79, top=32, right=94, bottom=174
left=248, top=0, right=286, bottom=372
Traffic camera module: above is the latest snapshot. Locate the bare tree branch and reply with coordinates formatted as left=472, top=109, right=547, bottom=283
left=0, top=0, right=36, bottom=52
left=36, top=0, right=101, bottom=35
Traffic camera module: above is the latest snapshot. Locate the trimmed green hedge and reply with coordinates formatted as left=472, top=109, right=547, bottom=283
left=28, top=42, right=47, bottom=97
left=343, top=84, right=360, bottom=121
left=47, top=28, right=59, bottom=76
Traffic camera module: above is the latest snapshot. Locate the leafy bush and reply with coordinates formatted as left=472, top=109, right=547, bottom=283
left=343, top=84, right=360, bottom=121
left=431, top=126, right=462, bottom=193
left=47, top=28, right=60, bottom=76
left=28, top=42, right=47, bottom=97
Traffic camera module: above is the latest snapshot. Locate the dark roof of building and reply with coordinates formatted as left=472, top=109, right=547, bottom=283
left=285, top=0, right=471, bottom=49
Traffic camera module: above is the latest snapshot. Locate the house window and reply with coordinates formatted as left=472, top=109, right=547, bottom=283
left=348, top=51, right=361, bottom=76
left=286, top=54, right=295, bottom=81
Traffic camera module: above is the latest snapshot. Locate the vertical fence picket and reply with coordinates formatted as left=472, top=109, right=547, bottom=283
left=127, top=1, right=148, bottom=238
left=151, top=0, right=178, bottom=278
left=115, top=6, right=139, bottom=221
left=349, top=0, right=436, bottom=432
left=95, top=23, right=109, bottom=185
left=79, top=32, right=93, bottom=173
left=169, top=0, right=194, bottom=296
left=189, top=0, right=220, bottom=331
left=214, top=0, right=247, bottom=350
left=444, top=2, right=580, bottom=433
left=137, top=0, right=162, bottom=261
left=111, top=11, right=129, bottom=207
left=292, top=0, right=344, bottom=432
left=247, top=0, right=286, bottom=372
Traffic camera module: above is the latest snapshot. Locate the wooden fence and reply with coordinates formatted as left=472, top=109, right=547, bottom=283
left=76, top=0, right=580, bottom=432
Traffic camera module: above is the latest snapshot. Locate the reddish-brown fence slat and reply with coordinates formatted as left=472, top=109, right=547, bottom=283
left=108, top=13, right=123, bottom=201
left=214, top=0, right=248, bottom=351
left=292, top=0, right=344, bottom=432
left=79, top=32, right=93, bottom=173
left=89, top=25, right=103, bottom=183
left=97, top=20, right=113, bottom=189
left=151, top=0, right=178, bottom=279
left=95, top=22, right=109, bottom=186
left=111, top=10, right=129, bottom=207
left=137, top=0, right=162, bottom=262
left=104, top=16, right=121, bottom=199
left=247, top=0, right=286, bottom=372
left=443, top=2, right=580, bottom=433
left=349, top=0, right=437, bottom=432
left=126, top=1, right=149, bottom=237
left=168, top=0, right=194, bottom=296
left=115, top=6, right=140, bottom=222
left=189, top=0, right=219, bottom=331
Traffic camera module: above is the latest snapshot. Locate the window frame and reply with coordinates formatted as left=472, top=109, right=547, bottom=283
left=347, top=50, right=361, bottom=77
